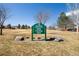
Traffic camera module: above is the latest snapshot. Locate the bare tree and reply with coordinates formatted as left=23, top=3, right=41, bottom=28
left=0, top=6, right=9, bottom=35
left=66, top=3, right=79, bottom=32
left=35, top=12, right=49, bottom=24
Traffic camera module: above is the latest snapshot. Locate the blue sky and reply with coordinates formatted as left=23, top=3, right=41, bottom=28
left=1, top=3, right=67, bottom=26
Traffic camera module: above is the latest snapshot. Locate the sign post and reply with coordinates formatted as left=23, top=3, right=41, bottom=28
left=32, top=23, right=46, bottom=41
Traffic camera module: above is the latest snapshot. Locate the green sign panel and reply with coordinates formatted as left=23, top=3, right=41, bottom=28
left=32, top=23, right=46, bottom=41
left=32, top=23, right=46, bottom=34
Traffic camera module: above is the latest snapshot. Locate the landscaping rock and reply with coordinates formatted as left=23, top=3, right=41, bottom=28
left=46, top=37, right=64, bottom=42
left=26, top=37, right=30, bottom=39
left=46, top=37, right=55, bottom=41
left=15, top=36, right=24, bottom=41
left=54, top=37, right=64, bottom=42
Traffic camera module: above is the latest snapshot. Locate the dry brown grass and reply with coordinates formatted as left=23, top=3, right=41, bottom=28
left=0, top=29, right=79, bottom=56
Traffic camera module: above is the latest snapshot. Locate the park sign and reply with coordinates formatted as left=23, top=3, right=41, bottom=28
left=32, top=23, right=46, bottom=41
left=32, top=23, right=46, bottom=34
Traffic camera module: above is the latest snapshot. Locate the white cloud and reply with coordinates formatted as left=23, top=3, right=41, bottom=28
left=66, top=9, right=79, bottom=16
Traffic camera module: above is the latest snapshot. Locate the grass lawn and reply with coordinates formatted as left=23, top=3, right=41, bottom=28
left=0, top=29, right=79, bottom=56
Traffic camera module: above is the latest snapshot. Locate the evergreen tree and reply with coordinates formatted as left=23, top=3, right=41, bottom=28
left=21, top=25, right=25, bottom=29
left=17, top=24, right=21, bottom=29
left=7, top=24, right=11, bottom=29
left=57, top=12, right=74, bottom=30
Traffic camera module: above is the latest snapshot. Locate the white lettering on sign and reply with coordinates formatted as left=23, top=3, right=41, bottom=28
left=35, top=24, right=42, bottom=34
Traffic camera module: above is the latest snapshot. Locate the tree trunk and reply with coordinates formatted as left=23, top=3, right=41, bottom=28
left=64, top=25, right=67, bottom=31
left=76, top=25, right=79, bottom=32
left=0, top=25, right=3, bottom=35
